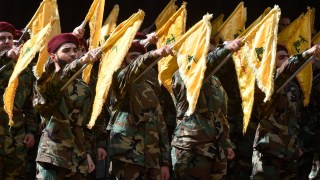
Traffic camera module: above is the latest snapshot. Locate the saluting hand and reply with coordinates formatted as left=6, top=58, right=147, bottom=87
left=6, top=46, right=20, bottom=60
left=151, top=45, right=174, bottom=59
left=226, top=38, right=244, bottom=52
left=80, top=47, right=101, bottom=65
left=146, top=32, right=158, bottom=45
left=305, top=43, right=320, bottom=58
left=72, top=26, right=85, bottom=39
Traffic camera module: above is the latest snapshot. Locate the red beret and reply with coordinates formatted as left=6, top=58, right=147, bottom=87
left=135, top=32, right=147, bottom=40
left=78, top=37, right=89, bottom=51
left=14, top=30, right=23, bottom=40
left=47, top=33, right=79, bottom=53
left=0, top=22, right=16, bottom=35
left=128, top=41, right=146, bottom=54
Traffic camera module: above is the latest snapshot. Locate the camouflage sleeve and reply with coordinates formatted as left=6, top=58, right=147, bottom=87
left=218, top=116, right=236, bottom=150
left=36, top=59, right=84, bottom=108
left=115, top=52, right=158, bottom=100
left=93, top=109, right=108, bottom=149
left=286, top=82, right=303, bottom=157
left=274, top=52, right=310, bottom=90
left=23, top=84, right=37, bottom=134
left=157, top=110, right=171, bottom=167
left=84, top=126, right=94, bottom=155
left=259, top=53, right=312, bottom=117
left=204, top=45, right=231, bottom=79
left=18, top=66, right=37, bottom=134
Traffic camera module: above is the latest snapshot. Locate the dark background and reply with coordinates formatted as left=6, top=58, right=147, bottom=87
left=0, top=0, right=319, bottom=35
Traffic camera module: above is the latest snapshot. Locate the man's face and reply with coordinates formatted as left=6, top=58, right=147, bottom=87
left=0, top=32, right=13, bottom=51
left=124, top=52, right=141, bottom=65
left=278, top=17, right=291, bottom=32
left=276, top=50, right=289, bottom=68
left=51, top=43, right=78, bottom=67
left=76, top=45, right=87, bottom=58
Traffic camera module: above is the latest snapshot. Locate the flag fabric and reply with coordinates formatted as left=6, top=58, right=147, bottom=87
left=216, top=2, right=246, bottom=42
left=4, top=20, right=55, bottom=126
left=155, top=0, right=177, bottom=29
left=100, top=4, right=119, bottom=45
left=29, top=0, right=60, bottom=38
left=278, top=8, right=313, bottom=106
left=171, top=14, right=212, bottom=115
left=232, top=6, right=280, bottom=133
left=83, top=0, right=105, bottom=83
left=312, top=31, right=320, bottom=44
left=84, top=0, right=100, bottom=23
left=29, top=0, right=61, bottom=78
left=156, top=2, right=187, bottom=93
left=210, top=14, right=224, bottom=46
left=239, top=7, right=271, bottom=38
left=25, top=2, right=44, bottom=35
left=88, top=10, right=145, bottom=129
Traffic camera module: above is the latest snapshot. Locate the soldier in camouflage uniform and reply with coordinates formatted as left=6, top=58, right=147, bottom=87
left=73, top=26, right=109, bottom=179
left=0, top=21, right=37, bottom=180
left=251, top=44, right=320, bottom=179
left=170, top=39, right=243, bottom=179
left=108, top=41, right=172, bottom=179
left=216, top=57, right=260, bottom=180
left=299, top=61, right=320, bottom=179
left=33, top=33, right=100, bottom=179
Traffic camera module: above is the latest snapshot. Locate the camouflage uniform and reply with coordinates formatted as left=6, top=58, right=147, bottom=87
left=251, top=53, right=312, bottom=180
left=108, top=52, right=171, bottom=179
left=159, top=85, right=177, bottom=179
left=298, top=64, right=320, bottom=179
left=0, top=50, right=37, bottom=180
left=87, top=60, right=108, bottom=179
left=33, top=58, right=94, bottom=179
left=217, top=59, right=259, bottom=180
left=171, top=46, right=234, bottom=179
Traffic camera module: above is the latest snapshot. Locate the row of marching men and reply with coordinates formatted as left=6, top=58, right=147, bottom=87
left=1, top=11, right=320, bottom=180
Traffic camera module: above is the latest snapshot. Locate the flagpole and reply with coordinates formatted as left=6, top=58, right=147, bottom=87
left=276, top=56, right=314, bottom=93
left=313, top=72, right=320, bottom=82
left=80, top=20, right=87, bottom=30
left=203, top=52, right=233, bottom=83
left=133, top=56, right=162, bottom=83
left=60, top=49, right=101, bottom=91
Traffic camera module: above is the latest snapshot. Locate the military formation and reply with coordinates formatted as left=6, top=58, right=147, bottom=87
left=1, top=4, right=320, bottom=180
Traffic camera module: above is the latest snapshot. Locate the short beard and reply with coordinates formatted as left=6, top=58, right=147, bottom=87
left=57, top=58, right=69, bottom=68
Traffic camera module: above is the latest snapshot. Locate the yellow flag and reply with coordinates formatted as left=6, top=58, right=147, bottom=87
left=171, top=14, right=212, bottom=115
left=4, top=20, right=55, bottom=126
left=210, top=14, right=224, bottom=45
left=100, top=4, right=119, bottom=45
left=88, top=10, right=145, bottom=129
left=83, top=0, right=105, bottom=83
left=155, top=0, right=177, bottom=29
left=29, top=0, right=61, bottom=78
left=216, top=2, right=246, bottom=42
left=232, top=48, right=256, bottom=134
left=29, top=0, right=61, bottom=38
left=156, top=2, right=187, bottom=93
left=25, top=2, right=44, bottom=34
left=312, top=31, right=320, bottom=44
left=278, top=8, right=313, bottom=106
left=232, top=6, right=280, bottom=133
left=239, top=7, right=271, bottom=38
left=84, top=0, right=100, bottom=23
